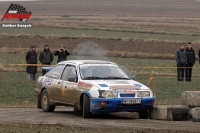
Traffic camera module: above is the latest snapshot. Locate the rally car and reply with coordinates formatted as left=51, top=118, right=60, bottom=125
left=35, top=60, right=156, bottom=118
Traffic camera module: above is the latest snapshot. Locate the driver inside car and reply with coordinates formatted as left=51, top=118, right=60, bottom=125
left=98, top=67, right=112, bottom=78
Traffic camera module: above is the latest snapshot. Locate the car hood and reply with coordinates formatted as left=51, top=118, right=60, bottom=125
left=82, top=80, right=150, bottom=90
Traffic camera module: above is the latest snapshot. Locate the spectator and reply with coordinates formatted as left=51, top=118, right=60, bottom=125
left=39, top=44, right=54, bottom=75
left=54, top=45, right=70, bottom=63
left=26, top=46, right=37, bottom=81
left=175, top=44, right=187, bottom=81
left=185, top=42, right=195, bottom=81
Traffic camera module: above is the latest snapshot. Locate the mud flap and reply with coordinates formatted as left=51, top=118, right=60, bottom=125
left=37, top=95, right=41, bottom=109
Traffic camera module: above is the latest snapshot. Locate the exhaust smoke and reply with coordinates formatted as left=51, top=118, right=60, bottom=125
left=72, top=41, right=108, bottom=60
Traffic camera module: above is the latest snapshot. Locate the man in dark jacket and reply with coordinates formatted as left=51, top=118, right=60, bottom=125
left=39, top=44, right=54, bottom=75
left=54, top=45, right=70, bottom=63
left=185, top=42, right=195, bottom=81
left=26, top=46, right=37, bottom=81
left=175, top=44, right=187, bottom=81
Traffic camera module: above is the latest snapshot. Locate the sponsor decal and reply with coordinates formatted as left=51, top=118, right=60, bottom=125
left=110, top=85, right=140, bottom=90
left=78, top=81, right=93, bottom=90
left=106, top=81, right=130, bottom=84
left=124, top=90, right=137, bottom=93
left=116, top=89, right=137, bottom=93
left=44, top=77, right=52, bottom=86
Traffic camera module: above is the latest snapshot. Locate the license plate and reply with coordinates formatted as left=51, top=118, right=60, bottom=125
left=121, top=98, right=141, bottom=104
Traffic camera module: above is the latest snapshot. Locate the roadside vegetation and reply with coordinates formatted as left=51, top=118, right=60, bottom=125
left=0, top=53, right=200, bottom=107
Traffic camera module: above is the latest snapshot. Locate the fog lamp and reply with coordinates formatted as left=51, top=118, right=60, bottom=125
left=99, top=101, right=106, bottom=106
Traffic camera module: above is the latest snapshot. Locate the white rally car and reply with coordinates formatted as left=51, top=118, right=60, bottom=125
left=35, top=60, right=156, bottom=118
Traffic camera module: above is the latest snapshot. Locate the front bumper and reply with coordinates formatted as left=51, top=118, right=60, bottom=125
left=90, top=97, right=156, bottom=113
left=34, top=88, right=41, bottom=97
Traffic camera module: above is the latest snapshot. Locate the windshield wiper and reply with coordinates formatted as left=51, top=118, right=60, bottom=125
left=104, top=76, right=130, bottom=80
left=83, top=76, right=105, bottom=80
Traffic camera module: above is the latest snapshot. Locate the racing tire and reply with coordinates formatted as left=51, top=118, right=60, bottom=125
left=139, top=110, right=149, bottom=119
left=83, top=94, right=92, bottom=118
left=41, top=90, right=55, bottom=112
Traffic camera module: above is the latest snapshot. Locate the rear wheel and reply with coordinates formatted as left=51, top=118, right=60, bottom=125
left=83, top=94, right=92, bottom=118
left=41, top=90, right=55, bottom=112
left=139, top=110, right=149, bottom=119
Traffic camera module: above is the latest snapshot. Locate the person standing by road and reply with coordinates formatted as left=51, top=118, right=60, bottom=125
left=39, top=44, right=54, bottom=75
left=26, top=46, right=37, bottom=81
left=175, top=44, right=187, bottom=81
left=185, top=42, right=195, bottom=81
left=54, top=45, right=70, bottom=63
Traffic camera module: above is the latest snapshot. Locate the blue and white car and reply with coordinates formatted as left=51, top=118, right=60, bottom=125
left=35, top=60, right=156, bottom=118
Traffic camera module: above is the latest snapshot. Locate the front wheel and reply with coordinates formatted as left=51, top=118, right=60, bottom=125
left=41, top=90, right=55, bottom=112
left=83, top=94, right=92, bottom=118
left=139, top=110, right=149, bottom=119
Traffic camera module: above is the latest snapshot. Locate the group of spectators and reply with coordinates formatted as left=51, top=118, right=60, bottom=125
left=26, top=42, right=199, bottom=82
left=25, top=44, right=70, bottom=81
left=175, top=42, right=198, bottom=82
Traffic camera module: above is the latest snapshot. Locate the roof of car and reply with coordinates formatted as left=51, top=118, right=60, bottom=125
left=58, top=60, right=116, bottom=65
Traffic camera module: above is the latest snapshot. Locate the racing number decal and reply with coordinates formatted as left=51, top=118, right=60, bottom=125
left=61, top=86, right=67, bottom=97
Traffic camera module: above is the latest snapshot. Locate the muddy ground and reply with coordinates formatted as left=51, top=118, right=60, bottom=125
left=0, top=107, right=199, bottom=132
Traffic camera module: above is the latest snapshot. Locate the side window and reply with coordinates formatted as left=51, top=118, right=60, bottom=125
left=61, top=65, right=77, bottom=81
left=45, top=65, right=64, bottom=79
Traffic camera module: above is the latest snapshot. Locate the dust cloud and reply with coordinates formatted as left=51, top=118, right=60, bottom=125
left=72, top=41, right=108, bottom=60
left=72, top=40, right=135, bottom=78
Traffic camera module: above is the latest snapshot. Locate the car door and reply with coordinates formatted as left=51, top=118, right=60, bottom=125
left=45, top=64, right=65, bottom=101
left=60, top=64, right=78, bottom=104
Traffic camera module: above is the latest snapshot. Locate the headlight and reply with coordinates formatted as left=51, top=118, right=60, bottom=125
left=137, top=91, right=150, bottom=97
left=100, top=91, right=118, bottom=98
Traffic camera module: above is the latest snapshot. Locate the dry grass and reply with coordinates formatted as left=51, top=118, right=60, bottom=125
left=31, top=16, right=200, bottom=33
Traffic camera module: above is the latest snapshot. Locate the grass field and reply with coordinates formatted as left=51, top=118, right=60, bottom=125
left=1, top=53, right=200, bottom=107
left=1, top=26, right=200, bottom=43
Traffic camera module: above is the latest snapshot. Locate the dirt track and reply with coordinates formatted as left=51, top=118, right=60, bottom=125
left=0, top=107, right=199, bottom=132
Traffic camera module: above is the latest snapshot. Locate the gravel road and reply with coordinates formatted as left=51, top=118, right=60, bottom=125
left=0, top=107, right=199, bottom=132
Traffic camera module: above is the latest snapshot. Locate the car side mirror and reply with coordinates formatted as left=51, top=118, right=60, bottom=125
left=130, top=76, right=135, bottom=80
left=68, top=76, right=78, bottom=82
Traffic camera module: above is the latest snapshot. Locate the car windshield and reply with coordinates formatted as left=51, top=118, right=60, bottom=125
left=79, top=64, right=130, bottom=80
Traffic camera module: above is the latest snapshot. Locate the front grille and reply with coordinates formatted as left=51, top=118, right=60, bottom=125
left=120, top=93, right=135, bottom=97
